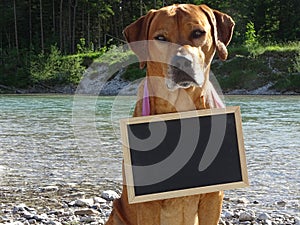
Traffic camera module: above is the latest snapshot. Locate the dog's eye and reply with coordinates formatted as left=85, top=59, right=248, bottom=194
left=155, top=35, right=167, bottom=42
left=191, top=29, right=205, bottom=39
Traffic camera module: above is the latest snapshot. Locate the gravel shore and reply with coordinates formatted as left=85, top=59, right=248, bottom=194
left=0, top=185, right=299, bottom=225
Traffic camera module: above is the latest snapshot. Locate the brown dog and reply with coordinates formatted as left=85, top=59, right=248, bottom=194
left=105, top=4, right=234, bottom=225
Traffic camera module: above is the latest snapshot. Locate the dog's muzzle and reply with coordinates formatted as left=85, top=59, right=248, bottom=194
left=167, top=55, right=199, bottom=90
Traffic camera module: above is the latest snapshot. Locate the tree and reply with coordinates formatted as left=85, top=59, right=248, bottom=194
left=72, top=0, right=78, bottom=53
left=29, top=0, right=32, bottom=47
left=40, top=0, right=44, bottom=52
left=52, top=0, right=56, bottom=36
left=60, top=0, right=64, bottom=51
left=13, top=0, right=19, bottom=55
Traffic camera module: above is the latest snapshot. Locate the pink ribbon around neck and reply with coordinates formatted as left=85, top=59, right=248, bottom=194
left=141, top=79, right=225, bottom=116
left=142, top=78, right=151, bottom=116
left=210, top=82, right=225, bottom=108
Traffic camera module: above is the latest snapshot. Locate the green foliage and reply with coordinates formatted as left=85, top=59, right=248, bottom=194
left=122, top=62, right=146, bottom=81
left=213, top=55, right=270, bottom=91
left=30, top=45, right=85, bottom=85
left=30, top=46, right=62, bottom=84
left=0, top=48, right=30, bottom=88
left=29, top=44, right=137, bottom=88
left=245, top=22, right=260, bottom=57
left=1, top=0, right=299, bottom=93
left=293, top=52, right=300, bottom=73
left=95, top=45, right=135, bottom=66
left=76, top=38, right=89, bottom=54
left=214, top=42, right=300, bottom=93
left=271, top=74, right=300, bottom=92
left=249, top=42, right=300, bottom=60
left=62, top=55, right=85, bottom=84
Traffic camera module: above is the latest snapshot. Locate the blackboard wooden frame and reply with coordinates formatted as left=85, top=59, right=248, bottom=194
left=120, top=106, right=248, bottom=204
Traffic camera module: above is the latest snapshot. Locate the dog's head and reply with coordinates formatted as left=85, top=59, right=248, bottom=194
left=123, top=4, right=234, bottom=90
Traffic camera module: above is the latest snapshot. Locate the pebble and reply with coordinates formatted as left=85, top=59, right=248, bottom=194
left=239, top=210, right=255, bottom=221
left=63, top=192, right=85, bottom=199
left=295, top=216, right=300, bottom=225
left=1, top=189, right=298, bottom=225
left=24, top=213, right=34, bottom=220
left=74, top=198, right=94, bottom=207
left=79, top=216, right=96, bottom=223
left=237, top=197, right=250, bottom=204
left=219, top=218, right=226, bottom=225
left=94, top=196, right=107, bottom=204
left=28, top=219, right=36, bottom=224
left=276, top=200, right=287, bottom=206
left=33, top=213, right=48, bottom=221
left=258, top=212, right=271, bottom=220
left=74, top=208, right=100, bottom=216
left=101, top=190, right=119, bottom=201
left=264, top=219, right=272, bottom=225
left=13, top=204, right=27, bottom=213
left=47, top=221, right=62, bottom=225
left=222, top=210, right=234, bottom=218
left=39, top=186, right=59, bottom=192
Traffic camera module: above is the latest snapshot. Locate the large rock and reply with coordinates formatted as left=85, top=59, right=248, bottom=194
left=94, top=196, right=107, bottom=204
left=222, top=210, right=234, bottom=218
left=74, top=198, right=94, bottom=207
left=258, top=212, right=271, bottom=221
left=101, top=190, right=119, bottom=201
left=75, top=63, right=139, bottom=96
left=239, top=210, right=255, bottom=222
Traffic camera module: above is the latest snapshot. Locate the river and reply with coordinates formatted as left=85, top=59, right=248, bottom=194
left=0, top=94, right=299, bottom=215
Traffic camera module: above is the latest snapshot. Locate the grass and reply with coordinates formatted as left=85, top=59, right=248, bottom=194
left=94, top=45, right=136, bottom=66
left=215, top=42, right=300, bottom=93
left=228, top=41, right=300, bottom=58
left=212, top=55, right=271, bottom=91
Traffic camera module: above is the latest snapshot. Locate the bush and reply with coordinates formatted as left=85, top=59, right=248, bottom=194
left=122, top=62, right=146, bottom=81
left=294, top=52, right=300, bottom=73
left=245, top=21, right=260, bottom=57
left=272, top=73, right=300, bottom=92
left=95, top=45, right=135, bottom=66
left=0, top=48, right=31, bottom=88
left=62, top=55, right=85, bottom=84
left=30, top=45, right=85, bottom=85
left=30, top=45, right=62, bottom=84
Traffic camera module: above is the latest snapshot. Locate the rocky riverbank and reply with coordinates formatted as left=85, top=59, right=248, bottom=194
left=1, top=61, right=299, bottom=96
left=1, top=185, right=299, bottom=225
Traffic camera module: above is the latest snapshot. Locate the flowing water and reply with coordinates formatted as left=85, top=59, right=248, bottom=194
left=0, top=94, right=299, bottom=214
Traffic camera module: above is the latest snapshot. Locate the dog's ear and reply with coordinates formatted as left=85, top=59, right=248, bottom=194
left=123, top=10, right=156, bottom=69
left=199, top=5, right=235, bottom=61
left=213, top=9, right=235, bottom=60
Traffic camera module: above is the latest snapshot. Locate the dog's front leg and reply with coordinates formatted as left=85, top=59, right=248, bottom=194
left=198, top=192, right=224, bottom=225
left=133, top=79, right=147, bottom=117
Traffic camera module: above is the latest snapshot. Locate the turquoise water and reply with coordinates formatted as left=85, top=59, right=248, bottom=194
left=0, top=95, right=299, bottom=213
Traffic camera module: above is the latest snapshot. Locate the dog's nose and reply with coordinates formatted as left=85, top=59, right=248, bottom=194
left=171, top=55, right=192, bottom=71
left=169, top=54, right=196, bottom=88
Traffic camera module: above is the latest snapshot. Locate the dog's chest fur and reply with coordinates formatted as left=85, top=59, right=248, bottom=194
left=160, top=196, right=200, bottom=225
left=146, top=79, right=206, bottom=115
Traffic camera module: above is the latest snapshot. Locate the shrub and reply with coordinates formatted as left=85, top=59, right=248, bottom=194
left=122, top=62, right=146, bottom=81
left=30, top=45, right=63, bottom=84
left=245, top=22, right=260, bottom=57
left=293, top=52, right=300, bottom=73
left=30, top=45, right=85, bottom=85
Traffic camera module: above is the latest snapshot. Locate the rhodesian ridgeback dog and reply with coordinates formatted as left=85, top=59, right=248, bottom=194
left=105, top=4, right=234, bottom=225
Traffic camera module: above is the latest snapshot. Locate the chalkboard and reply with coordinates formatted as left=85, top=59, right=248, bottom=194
left=120, top=106, right=248, bottom=204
